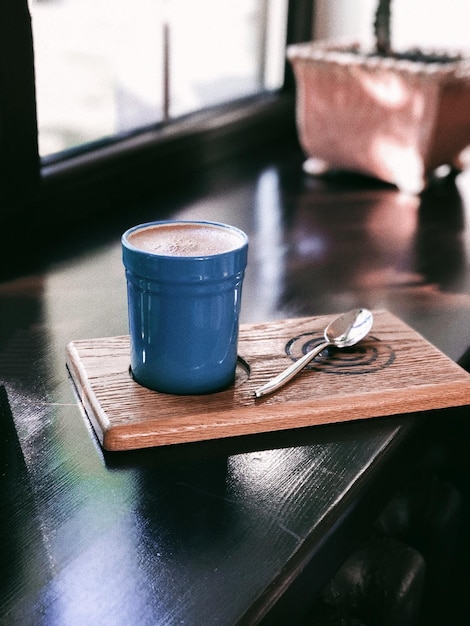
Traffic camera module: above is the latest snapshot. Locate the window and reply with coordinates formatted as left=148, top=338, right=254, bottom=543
left=30, top=0, right=289, bottom=159
left=2, top=1, right=313, bottom=218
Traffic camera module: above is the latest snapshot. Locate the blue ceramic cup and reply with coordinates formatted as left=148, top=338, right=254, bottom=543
left=122, top=220, right=248, bottom=395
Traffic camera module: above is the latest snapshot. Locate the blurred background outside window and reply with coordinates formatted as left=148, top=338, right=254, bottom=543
left=29, top=0, right=288, bottom=159
left=30, top=0, right=470, bottom=162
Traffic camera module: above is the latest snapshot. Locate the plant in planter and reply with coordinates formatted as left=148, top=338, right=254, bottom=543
left=287, top=0, right=470, bottom=193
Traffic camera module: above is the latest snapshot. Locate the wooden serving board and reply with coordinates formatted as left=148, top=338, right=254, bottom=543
left=66, top=310, right=470, bottom=451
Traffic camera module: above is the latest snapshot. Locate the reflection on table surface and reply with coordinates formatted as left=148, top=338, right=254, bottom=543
left=1, top=144, right=470, bottom=624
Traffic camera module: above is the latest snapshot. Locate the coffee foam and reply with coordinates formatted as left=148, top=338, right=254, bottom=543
left=127, top=223, right=244, bottom=257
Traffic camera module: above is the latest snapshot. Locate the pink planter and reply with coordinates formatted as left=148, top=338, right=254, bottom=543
left=287, top=41, right=470, bottom=193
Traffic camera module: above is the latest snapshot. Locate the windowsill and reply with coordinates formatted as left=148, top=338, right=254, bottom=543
left=36, top=92, right=298, bottom=221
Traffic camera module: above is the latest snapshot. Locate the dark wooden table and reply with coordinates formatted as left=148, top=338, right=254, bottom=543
left=2, top=144, right=470, bottom=625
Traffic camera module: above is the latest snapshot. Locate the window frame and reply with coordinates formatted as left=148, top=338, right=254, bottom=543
left=2, top=1, right=314, bottom=221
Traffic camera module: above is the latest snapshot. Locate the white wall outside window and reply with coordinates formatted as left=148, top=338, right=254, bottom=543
left=314, top=0, right=470, bottom=54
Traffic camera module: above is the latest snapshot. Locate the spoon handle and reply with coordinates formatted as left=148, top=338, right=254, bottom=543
left=254, top=341, right=330, bottom=398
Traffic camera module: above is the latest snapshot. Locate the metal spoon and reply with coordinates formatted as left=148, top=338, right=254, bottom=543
left=254, top=308, right=374, bottom=398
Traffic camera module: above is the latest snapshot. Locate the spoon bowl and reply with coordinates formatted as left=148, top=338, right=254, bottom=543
left=324, top=308, right=374, bottom=348
left=254, top=308, right=373, bottom=398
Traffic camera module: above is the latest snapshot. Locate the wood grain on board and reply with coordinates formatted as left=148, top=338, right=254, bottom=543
left=66, top=310, right=470, bottom=451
